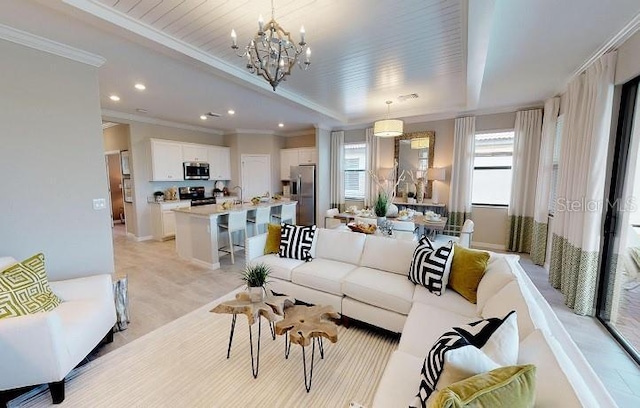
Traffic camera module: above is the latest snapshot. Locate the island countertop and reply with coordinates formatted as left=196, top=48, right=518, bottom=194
left=173, top=199, right=296, bottom=217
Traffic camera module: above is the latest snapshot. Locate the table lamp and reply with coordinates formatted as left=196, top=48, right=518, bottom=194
left=426, top=167, right=446, bottom=204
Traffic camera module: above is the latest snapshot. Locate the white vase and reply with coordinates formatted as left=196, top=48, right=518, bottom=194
left=377, top=216, right=387, bottom=227
left=386, top=203, right=399, bottom=217
left=248, top=286, right=264, bottom=303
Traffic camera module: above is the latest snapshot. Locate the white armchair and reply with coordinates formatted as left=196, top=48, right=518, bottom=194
left=0, top=262, right=116, bottom=404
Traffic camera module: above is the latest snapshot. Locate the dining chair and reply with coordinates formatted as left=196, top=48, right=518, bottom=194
left=218, top=209, right=248, bottom=264
left=247, top=206, right=271, bottom=236
left=272, top=202, right=296, bottom=225
left=325, top=208, right=342, bottom=229
left=433, top=219, right=474, bottom=248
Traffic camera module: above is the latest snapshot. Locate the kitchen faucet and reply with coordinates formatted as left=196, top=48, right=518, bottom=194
left=233, top=186, right=243, bottom=205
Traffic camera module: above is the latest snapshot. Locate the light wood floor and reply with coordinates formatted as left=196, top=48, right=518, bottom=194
left=103, top=226, right=640, bottom=406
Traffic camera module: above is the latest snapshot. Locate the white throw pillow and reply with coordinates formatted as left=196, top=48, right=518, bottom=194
left=410, top=311, right=519, bottom=406
left=475, top=255, right=517, bottom=313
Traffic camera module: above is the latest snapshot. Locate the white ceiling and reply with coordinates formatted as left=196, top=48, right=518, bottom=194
left=1, top=0, right=639, bottom=133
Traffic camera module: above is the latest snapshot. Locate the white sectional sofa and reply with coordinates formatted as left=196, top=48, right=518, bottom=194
left=246, top=228, right=617, bottom=407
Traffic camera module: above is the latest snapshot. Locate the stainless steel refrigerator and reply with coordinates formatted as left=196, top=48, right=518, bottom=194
left=290, top=165, right=316, bottom=225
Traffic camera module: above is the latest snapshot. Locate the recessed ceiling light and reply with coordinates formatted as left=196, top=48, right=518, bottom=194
left=134, top=83, right=146, bottom=90
left=109, top=95, right=120, bottom=101
left=278, top=123, right=284, bottom=128
left=228, top=110, right=235, bottom=115
left=200, top=115, right=207, bottom=120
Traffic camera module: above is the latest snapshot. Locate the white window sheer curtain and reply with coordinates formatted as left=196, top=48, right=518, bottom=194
left=330, top=131, right=345, bottom=212
left=507, top=109, right=542, bottom=253
left=530, top=97, right=560, bottom=265
left=447, top=117, right=475, bottom=235
left=365, top=127, right=378, bottom=208
left=550, top=51, right=617, bottom=316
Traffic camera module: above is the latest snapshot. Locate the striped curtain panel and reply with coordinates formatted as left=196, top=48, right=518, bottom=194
left=364, top=128, right=379, bottom=208
left=507, top=109, right=542, bottom=253
left=447, top=117, right=475, bottom=236
left=530, top=97, right=560, bottom=265
left=550, top=52, right=616, bottom=316
left=330, top=131, right=345, bottom=211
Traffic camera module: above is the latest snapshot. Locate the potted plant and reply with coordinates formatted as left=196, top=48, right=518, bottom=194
left=407, top=191, right=416, bottom=204
left=241, top=263, right=271, bottom=302
left=374, top=193, right=388, bottom=226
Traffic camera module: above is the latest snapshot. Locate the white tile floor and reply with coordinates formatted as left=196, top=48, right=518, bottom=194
left=519, top=256, right=640, bottom=406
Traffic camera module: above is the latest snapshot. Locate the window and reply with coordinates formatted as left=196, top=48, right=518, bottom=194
left=471, top=131, right=515, bottom=206
left=549, top=115, right=564, bottom=215
left=344, top=143, right=366, bottom=199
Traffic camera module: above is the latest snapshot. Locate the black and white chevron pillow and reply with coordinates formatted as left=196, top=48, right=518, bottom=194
left=408, top=236, right=454, bottom=295
left=279, top=223, right=316, bottom=261
left=411, top=311, right=518, bottom=407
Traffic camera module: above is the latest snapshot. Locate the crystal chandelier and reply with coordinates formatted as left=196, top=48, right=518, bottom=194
left=231, top=0, right=311, bottom=91
left=374, top=101, right=404, bottom=137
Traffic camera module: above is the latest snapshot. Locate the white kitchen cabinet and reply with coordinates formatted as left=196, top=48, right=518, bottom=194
left=280, top=148, right=316, bottom=180
left=150, top=200, right=191, bottom=241
left=208, top=146, right=231, bottom=180
left=182, top=144, right=208, bottom=162
left=150, top=139, right=184, bottom=181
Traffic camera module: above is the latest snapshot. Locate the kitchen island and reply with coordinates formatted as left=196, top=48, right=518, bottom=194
left=173, top=200, right=296, bottom=270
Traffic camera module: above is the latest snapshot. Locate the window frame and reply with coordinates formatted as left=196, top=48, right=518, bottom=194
left=343, top=142, right=367, bottom=200
left=471, top=129, right=515, bottom=207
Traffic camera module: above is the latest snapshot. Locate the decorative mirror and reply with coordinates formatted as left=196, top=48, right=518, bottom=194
left=394, top=131, right=436, bottom=199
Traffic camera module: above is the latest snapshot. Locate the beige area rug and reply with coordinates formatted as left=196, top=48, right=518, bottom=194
left=12, top=290, right=399, bottom=408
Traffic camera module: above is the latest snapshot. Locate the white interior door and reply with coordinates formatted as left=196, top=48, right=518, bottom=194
left=241, top=154, right=271, bottom=200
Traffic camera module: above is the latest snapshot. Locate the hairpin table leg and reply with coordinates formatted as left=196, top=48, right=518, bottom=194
left=226, top=314, right=237, bottom=359
left=301, top=338, right=317, bottom=392
left=248, top=317, right=262, bottom=379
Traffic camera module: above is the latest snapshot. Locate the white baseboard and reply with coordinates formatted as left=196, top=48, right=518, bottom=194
left=127, top=232, right=152, bottom=242
left=472, top=241, right=506, bottom=251
left=190, top=258, right=220, bottom=270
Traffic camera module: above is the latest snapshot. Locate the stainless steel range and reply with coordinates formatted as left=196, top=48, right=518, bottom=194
left=178, top=186, right=216, bottom=206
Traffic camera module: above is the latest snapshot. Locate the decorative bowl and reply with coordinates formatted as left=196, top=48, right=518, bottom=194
left=347, top=223, right=377, bottom=234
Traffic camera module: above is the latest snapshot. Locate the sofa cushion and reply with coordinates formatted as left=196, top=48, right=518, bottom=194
left=372, top=350, right=424, bottom=408
left=412, top=313, right=519, bottom=406
left=430, top=364, right=536, bottom=408
left=314, top=228, right=366, bottom=265
left=476, top=255, right=517, bottom=313
left=342, top=267, right=415, bottom=315
left=360, top=235, right=417, bottom=275
left=413, top=285, right=477, bottom=318
left=399, top=302, right=475, bottom=359
left=517, top=329, right=585, bottom=407
left=448, top=245, right=490, bottom=303
left=409, top=238, right=454, bottom=296
left=0, top=253, right=61, bottom=319
left=250, top=254, right=305, bottom=282
left=279, top=223, right=316, bottom=261
left=482, top=280, right=549, bottom=340
left=291, top=259, right=358, bottom=295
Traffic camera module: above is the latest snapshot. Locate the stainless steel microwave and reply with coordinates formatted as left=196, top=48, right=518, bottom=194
left=183, top=162, right=210, bottom=180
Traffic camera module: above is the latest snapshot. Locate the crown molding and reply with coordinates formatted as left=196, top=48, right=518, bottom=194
left=229, top=129, right=276, bottom=135
left=62, top=0, right=347, bottom=123
left=569, top=11, right=640, bottom=81
left=101, top=109, right=224, bottom=135
left=0, top=23, right=105, bottom=67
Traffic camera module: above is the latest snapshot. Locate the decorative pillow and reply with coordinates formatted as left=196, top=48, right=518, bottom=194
left=279, top=223, right=317, bottom=261
left=411, top=311, right=519, bottom=406
left=429, top=364, right=536, bottom=408
left=0, top=253, right=61, bottom=319
left=448, top=245, right=490, bottom=304
left=409, top=236, right=454, bottom=295
left=264, top=223, right=282, bottom=254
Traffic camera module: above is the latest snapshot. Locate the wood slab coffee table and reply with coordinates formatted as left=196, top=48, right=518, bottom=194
left=275, top=304, right=340, bottom=392
left=211, top=292, right=294, bottom=378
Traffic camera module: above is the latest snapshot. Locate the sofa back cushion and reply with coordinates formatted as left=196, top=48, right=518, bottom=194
left=476, top=255, right=517, bottom=313
left=360, top=235, right=417, bottom=275
left=315, top=228, right=366, bottom=265
left=0, top=257, right=18, bottom=270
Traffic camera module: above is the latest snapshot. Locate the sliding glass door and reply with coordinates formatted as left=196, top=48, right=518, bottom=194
left=598, top=77, right=640, bottom=363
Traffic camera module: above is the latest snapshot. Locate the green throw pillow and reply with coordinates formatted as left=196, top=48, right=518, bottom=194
left=448, top=245, right=490, bottom=304
left=430, top=364, right=536, bottom=408
left=264, top=224, right=282, bottom=255
left=0, top=253, right=61, bottom=319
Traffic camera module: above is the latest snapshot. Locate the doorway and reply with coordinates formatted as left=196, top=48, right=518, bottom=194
left=598, top=76, right=640, bottom=364
left=241, top=154, right=272, bottom=199
left=105, top=151, right=125, bottom=225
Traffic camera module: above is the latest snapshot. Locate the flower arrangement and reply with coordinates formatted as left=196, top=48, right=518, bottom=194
left=374, top=193, right=388, bottom=217
left=368, top=160, right=407, bottom=204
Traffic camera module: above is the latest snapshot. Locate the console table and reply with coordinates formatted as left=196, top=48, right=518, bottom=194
left=393, top=200, right=447, bottom=216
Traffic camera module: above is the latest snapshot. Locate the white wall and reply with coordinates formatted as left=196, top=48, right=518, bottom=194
left=615, top=29, right=640, bottom=85
left=0, top=40, right=114, bottom=280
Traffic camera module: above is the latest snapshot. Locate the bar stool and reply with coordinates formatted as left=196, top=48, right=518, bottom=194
left=247, top=206, right=271, bottom=236
left=218, top=209, right=248, bottom=264
left=272, top=203, right=296, bottom=225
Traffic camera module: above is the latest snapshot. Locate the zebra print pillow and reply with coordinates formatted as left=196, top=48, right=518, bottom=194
left=411, top=311, right=518, bottom=407
left=408, top=236, right=454, bottom=295
left=279, top=223, right=317, bottom=261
